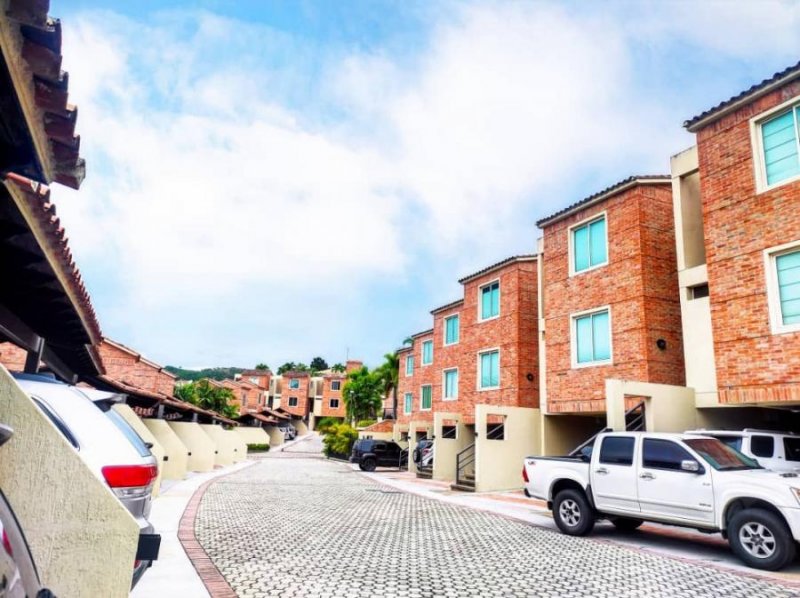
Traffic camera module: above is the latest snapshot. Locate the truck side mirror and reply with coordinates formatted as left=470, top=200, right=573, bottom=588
left=681, top=460, right=701, bottom=473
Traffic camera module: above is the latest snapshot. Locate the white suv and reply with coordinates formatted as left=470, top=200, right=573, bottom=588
left=686, top=428, right=800, bottom=473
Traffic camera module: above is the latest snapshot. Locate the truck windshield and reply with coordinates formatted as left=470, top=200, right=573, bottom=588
left=684, top=438, right=761, bottom=471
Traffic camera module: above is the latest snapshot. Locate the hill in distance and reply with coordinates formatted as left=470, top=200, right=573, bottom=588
left=165, top=365, right=246, bottom=382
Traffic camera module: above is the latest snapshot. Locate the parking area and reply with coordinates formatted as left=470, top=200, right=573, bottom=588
left=191, top=448, right=800, bottom=598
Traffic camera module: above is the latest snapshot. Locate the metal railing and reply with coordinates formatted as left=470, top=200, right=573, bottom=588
left=568, top=401, right=646, bottom=457
left=455, top=443, right=475, bottom=486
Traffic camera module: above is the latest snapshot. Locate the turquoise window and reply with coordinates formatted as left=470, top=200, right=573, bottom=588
left=421, top=385, right=432, bottom=410
left=481, top=282, right=500, bottom=320
left=444, top=370, right=458, bottom=399
left=777, top=249, right=800, bottom=325
left=405, top=355, right=414, bottom=376
left=288, top=379, right=300, bottom=389
left=445, top=315, right=460, bottom=344
left=479, top=351, right=499, bottom=388
left=422, top=340, right=433, bottom=365
left=572, top=216, right=607, bottom=273
left=761, top=108, right=800, bottom=186
left=575, top=310, right=611, bottom=364
left=404, top=392, right=413, bottom=414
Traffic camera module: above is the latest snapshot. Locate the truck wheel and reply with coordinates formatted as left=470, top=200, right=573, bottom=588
left=553, top=489, right=595, bottom=536
left=362, top=458, right=377, bottom=472
left=612, top=517, right=644, bottom=532
left=729, top=509, right=796, bottom=570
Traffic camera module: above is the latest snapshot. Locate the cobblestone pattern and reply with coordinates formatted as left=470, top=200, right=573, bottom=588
left=196, top=456, right=799, bottom=598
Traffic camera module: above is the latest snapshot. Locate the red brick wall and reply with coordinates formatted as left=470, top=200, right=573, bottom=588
left=396, top=332, right=435, bottom=424
left=695, top=82, right=800, bottom=403
left=281, top=373, right=311, bottom=417
left=320, top=375, right=346, bottom=418
left=98, top=341, right=176, bottom=397
left=0, top=343, right=27, bottom=371
left=542, top=183, right=684, bottom=413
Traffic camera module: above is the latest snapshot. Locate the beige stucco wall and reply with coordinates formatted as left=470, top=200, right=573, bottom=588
left=358, top=429, right=394, bottom=441
left=228, top=428, right=248, bottom=463
left=392, top=422, right=409, bottom=449
left=294, top=419, right=308, bottom=436
left=432, top=412, right=474, bottom=482
left=407, top=421, right=433, bottom=474
left=266, top=425, right=285, bottom=447
left=200, top=424, right=235, bottom=466
left=474, top=406, right=540, bottom=493
left=540, top=414, right=603, bottom=456
left=236, top=426, right=271, bottom=446
left=605, top=379, right=699, bottom=432
left=112, top=404, right=166, bottom=496
left=143, top=418, right=189, bottom=480
left=0, top=366, right=139, bottom=598
left=168, top=421, right=216, bottom=472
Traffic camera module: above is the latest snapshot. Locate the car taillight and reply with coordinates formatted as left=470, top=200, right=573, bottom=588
left=522, top=466, right=529, bottom=483
left=102, top=464, right=158, bottom=499
left=2, top=530, right=11, bottom=557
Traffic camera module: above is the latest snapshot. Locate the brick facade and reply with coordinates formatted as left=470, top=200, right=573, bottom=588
left=0, top=342, right=27, bottom=371
left=541, top=182, right=685, bottom=414
left=280, top=372, right=312, bottom=418
left=693, top=80, right=800, bottom=404
left=98, top=339, right=177, bottom=397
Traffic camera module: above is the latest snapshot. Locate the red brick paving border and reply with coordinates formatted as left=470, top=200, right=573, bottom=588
left=178, top=463, right=256, bottom=598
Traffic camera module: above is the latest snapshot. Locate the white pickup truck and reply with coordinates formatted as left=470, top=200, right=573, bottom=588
left=523, top=431, right=800, bottom=570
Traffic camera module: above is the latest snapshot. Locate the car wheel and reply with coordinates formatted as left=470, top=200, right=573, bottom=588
left=729, top=508, right=796, bottom=570
left=412, top=448, right=421, bottom=463
left=362, top=458, right=377, bottom=472
left=611, top=517, right=644, bottom=532
left=553, top=489, right=595, bottom=536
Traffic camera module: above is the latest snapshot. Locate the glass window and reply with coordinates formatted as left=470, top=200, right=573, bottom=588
left=776, top=249, right=800, bottom=326
left=479, top=350, right=500, bottom=389
left=574, top=309, right=611, bottom=364
left=404, top=393, right=413, bottom=414
left=288, top=397, right=298, bottom=407
left=761, top=108, right=800, bottom=186
left=715, top=435, right=744, bottom=452
left=422, top=340, right=433, bottom=365
left=288, top=379, right=300, bottom=389
left=421, top=386, right=432, bottom=410
left=480, top=282, right=500, bottom=320
left=405, top=355, right=414, bottom=376
left=330, top=399, right=339, bottom=409
left=599, top=436, right=634, bottom=466
left=784, top=437, right=800, bottom=462
left=331, top=380, right=341, bottom=391
left=443, top=369, right=458, bottom=399
left=642, top=439, right=695, bottom=471
left=445, top=315, right=460, bottom=345
left=750, top=435, right=775, bottom=458
left=572, top=216, right=607, bottom=273
left=684, top=438, right=760, bottom=471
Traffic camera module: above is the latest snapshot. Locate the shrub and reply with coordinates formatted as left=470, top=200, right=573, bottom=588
left=323, top=424, right=358, bottom=459
left=247, top=443, right=270, bottom=452
left=315, top=417, right=341, bottom=435
left=356, top=419, right=377, bottom=429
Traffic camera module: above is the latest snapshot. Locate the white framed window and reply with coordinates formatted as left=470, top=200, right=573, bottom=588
left=443, top=368, right=458, bottom=400
left=330, top=380, right=341, bottom=391
left=750, top=97, right=800, bottom=193
left=479, top=280, right=500, bottom=321
left=571, top=307, right=612, bottom=368
left=444, top=314, right=460, bottom=345
left=420, top=385, right=432, bottom=410
left=477, top=349, right=500, bottom=390
left=405, top=355, right=414, bottom=376
left=569, top=213, right=608, bottom=276
left=404, top=392, right=413, bottom=415
left=329, top=398, right=340, bottom=409
left=421, top=340, right=433, bottom=365
left=288, top=379, right=300, bottom=389
left=288, top=397, right=299, bottom=407
left=249, top=376, right=259, bottom=385
left=765, top=240, right=800, bottom=334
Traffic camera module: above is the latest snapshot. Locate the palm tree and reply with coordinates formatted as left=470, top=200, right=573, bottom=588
left=342, top=366, right=382, bottom=423
left=376, top=352, right=399, bottom=420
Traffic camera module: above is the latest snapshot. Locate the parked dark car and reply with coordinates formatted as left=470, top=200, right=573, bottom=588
left=350, top=439, right=407, bottom=471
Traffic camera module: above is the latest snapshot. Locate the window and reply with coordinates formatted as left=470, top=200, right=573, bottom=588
left=750, top=435, right=775, bottom=458
left=571, top=215, right=607, bottom=274
left=479, top=350, right=500, bottom=389
left=688, top=283, right=709, bottom=300
left=329, top=398, right=340, bottom=409
left=249, top=376, right=259, bottom=385
left=784, top=437, right=800, bottom=462
left=421, top=340, right=433, bottom=365
left=716, top=435, right=744, bottom=452
left=443, top=369, right=458, bottom=400
left=486, top=422, right=505, bottom=440
left=331, top=380, right=341, bottom=391
left=766, top=244, right=800, bottom=333
left=599, top=436, right=634, bottom=466
left=642, top=439, right=696, bottom=471
left=242, top=393, right=248, bottom=407
left=573, top=308, right=611, bottom=366
left=405, top=355, right=414, bottom=376
left=420, top=385, right=432, bottom=410
left=288, top=379, right=300, bottom=389
left=757, top=105, right=800, bottom=188
left=288, top=397, right=298, bottom=407
left=480, top=282, right=500, bottom=320
left=441, top=425, right=457, bottom=439
left=444, top=315, right=460, bottom=345
left=404, top=392, right=413, bottom=414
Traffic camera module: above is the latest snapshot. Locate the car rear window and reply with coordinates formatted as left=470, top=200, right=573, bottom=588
left=784, top=438, right=800, bottom=462
left=32, top=396, right=79, bottom=450
left=105, top=410, right=151, bottom=458
left=750, top=435, right=775, bottom=458
left=599, top=436, right=634, bottom=466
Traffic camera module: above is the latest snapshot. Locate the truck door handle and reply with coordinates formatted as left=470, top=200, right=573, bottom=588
left=639, top=472, right=655, bottom=480
left=595, top=467, right=609, bottom=475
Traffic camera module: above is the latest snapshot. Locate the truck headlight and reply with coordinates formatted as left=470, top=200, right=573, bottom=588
left=791, top=487, right=800, bottom=506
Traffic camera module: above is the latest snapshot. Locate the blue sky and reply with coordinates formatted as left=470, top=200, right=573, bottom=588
left=51, top=1, right=800, bottom=370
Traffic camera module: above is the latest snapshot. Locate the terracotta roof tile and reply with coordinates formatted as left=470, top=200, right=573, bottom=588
left=430, top=299, right=463, bottom=315
left=457, top=255, right=538, bottom=284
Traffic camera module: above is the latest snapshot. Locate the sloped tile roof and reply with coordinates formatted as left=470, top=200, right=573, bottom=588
left=457, top=255, right=538, bottom=284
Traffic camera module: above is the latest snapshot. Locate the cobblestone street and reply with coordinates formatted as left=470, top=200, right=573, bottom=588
left=194, top=442, right=800, bottom=598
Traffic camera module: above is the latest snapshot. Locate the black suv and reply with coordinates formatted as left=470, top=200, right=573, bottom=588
left=350, top=439, right=407, bottom=471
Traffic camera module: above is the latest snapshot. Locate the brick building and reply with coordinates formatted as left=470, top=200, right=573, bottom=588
left=278, top=371, right=312, bottom=419
left=98, top=338, right=177, bottom=397
left=221, top=378, right=266, bottom=415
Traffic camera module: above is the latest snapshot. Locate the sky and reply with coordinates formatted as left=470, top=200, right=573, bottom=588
left=51, top=0, right=800, bottom=370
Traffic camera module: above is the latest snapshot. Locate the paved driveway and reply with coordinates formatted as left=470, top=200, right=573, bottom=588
left=195, top=449, right=800, bottom=598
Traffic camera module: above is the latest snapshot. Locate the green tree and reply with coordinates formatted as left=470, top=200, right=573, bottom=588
left=331, top=363, right=346, bottom=373
left=277, top=362, right=309, bottom=374
left=375, top=352, right=399, bottom=419
left=309, top=357, right=328, bottom=372
left=175, top=380, right=238, bottom=419
left=255, top=363, right=269, bottom=371
left=342, top=366, right=383, bottom=423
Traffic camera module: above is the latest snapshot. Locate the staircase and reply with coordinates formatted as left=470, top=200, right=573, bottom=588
left=450, top=443, right=476, bottom=492
left=568, top=400, right=647, bottom=457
